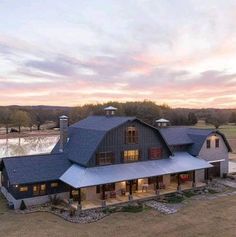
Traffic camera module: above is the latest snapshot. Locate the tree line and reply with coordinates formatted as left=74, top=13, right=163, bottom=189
left=0, top=101, right=235, bottom=134
left=0, top=106, right=68, bottom=134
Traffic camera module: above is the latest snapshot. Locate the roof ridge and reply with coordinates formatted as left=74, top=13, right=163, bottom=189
left=188, top=127, right=214, bottom=130
left=2, top=152, right=62, bottom=160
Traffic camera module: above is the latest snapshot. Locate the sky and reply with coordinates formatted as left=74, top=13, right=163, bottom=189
left=0, top=0, right=236, bottom=108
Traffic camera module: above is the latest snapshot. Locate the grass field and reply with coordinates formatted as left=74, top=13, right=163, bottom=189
left=194, top=120, right=236, bottom=138
left=1, top=194, right=236, bottom=237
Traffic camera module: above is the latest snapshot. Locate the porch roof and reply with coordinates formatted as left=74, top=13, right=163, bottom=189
left=60, top=152, right=212, bottom=188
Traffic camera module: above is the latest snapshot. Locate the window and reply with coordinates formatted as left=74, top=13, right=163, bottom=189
left=33, top=185, right=39, bottom=195
left=96, top=183, right=115, bottom=193
left=206, top=139, right=211, bottom=149
left=149, top=147, right=163, bottom=160
left=19, top=186, right=28, bottom=192
left=33, top=184, right=46, bottom=196
left=96, top=152, right=114, bottom=165
left=40, top=184, right=46, bottom=195
left=125, top=126, right=138, bottom=144
left=215, top=138, right=219, bottom=148
left=123, top=150, right=139, bottom=162
left=51, top=182, right=59, bottom=188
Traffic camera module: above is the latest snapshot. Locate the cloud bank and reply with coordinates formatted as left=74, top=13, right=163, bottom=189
left=0, top=0, right=236, bottom=108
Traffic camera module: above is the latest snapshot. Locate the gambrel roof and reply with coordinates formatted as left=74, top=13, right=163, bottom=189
left=159, top=127, right=232, bottom=156
left=54, top=116, right=172, bottom=166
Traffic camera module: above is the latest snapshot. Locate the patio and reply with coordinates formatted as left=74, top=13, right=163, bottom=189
left=72, top=181, right=206, bottom=210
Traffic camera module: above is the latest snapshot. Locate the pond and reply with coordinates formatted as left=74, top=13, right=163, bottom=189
left=0, top=136, right=60, bottom=158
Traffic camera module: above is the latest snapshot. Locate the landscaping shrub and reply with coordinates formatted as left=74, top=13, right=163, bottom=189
left=20, top=200, right=27, bottom=210
left=102, top=206, right=118, bottom=214
left=184, top=190, right=196, bottom=198
left=69, top=207, right=76, bottom=217
left=49, top=195, right=61, bottom=205
left=166, top=195, right=184, bottom=204
left=121, top=204, right=143, bottom=213
left=208, top=189, right=219, bottom=194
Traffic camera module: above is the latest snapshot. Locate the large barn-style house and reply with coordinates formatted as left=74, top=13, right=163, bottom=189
left=0, top=106, right=232, bottom=209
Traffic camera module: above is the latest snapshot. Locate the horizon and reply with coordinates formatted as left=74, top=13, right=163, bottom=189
left=1, top=1, right=236, bottom=108
left=1, top=102, right=236, bottom=110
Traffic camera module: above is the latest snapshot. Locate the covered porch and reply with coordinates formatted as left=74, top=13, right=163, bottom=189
left=71, top=177, right=206, bottom=210
left=60, top=152, right=212, bottom=210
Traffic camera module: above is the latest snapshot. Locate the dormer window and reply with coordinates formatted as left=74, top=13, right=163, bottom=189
left=215, top=138, right=219, bottom=148
left=125, top=126, right=138, bottom=144
left=206, top=139, right=211, bottom=149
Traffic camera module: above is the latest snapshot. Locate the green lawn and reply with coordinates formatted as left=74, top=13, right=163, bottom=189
left=2, top=194, right=236, bottom=236
left=193, top=120, right=236, bottom=139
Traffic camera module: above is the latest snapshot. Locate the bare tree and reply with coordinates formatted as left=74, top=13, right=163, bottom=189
left=0, top=108, right=12, bottom=134
left=205, top=112, right=227, bottom=129
left=11, top=110, right=31, bottom=133
left=229, top=112, right=236, bottom=124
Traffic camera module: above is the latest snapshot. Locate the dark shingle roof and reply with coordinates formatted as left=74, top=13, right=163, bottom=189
left=2, top=153, right=71, bottom=185
left=63, top=127, right=106, bottom=166
left=56, top=116, right=137, bottom=166
left=159, top=127, right=193, bottom=145
left=53, top=115, right=172, bottom=166
left=187, top=128, right=214, bottom=156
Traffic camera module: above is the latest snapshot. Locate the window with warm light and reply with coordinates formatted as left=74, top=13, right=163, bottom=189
left=19, top=186, right=28, bottom=192
left=33, top=185, right=39, bottom=195
left=123, top=150, right=139, bottom=162
left=41, top=184, right=46, bottom=191
left=51, top=182, right=59, bottom=188
left=125, top=126, right=138, bottom=144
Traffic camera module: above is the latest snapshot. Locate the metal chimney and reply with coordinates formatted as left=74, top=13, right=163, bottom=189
left=59, top=115, right=68, bottom=152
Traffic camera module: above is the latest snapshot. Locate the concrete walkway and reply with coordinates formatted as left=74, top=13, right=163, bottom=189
left=216, top=179, right=236, bottom=188
left=229, top=161, right=236, bottom=174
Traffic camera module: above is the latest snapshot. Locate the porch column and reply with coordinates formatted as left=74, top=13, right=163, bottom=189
left=78, top=188, right=81, bottom=205
left=155, top=176, right=160, bottom=195
left=69, top=186, right=73, bottom=199
left=101, top=184, right=106, bottom=207
left=177, top=173, right=181, bottom=191
left=77, top=188, right=81, bottom=210
left=205, top=168, right=209, bottom=184
left=129, top=180, right=133, bottom=201
left=156, top=176, right=160, bottom=190
left=192, top=170, right=196, bottom=188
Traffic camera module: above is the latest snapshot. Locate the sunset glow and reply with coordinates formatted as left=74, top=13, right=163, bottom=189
left=0, top=0, right=236, bottom=108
